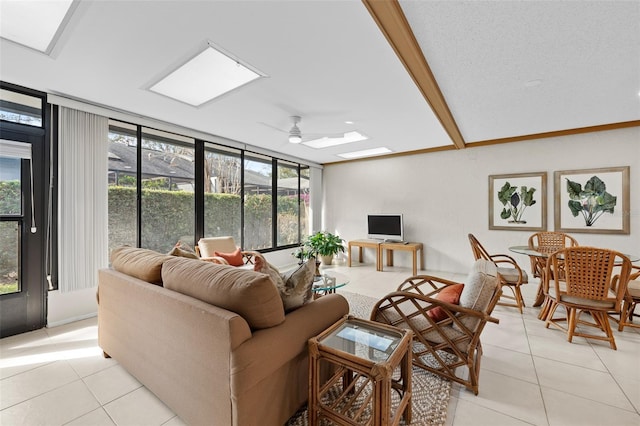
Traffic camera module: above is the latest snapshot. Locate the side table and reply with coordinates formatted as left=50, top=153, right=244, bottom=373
left=308, top=315, right=412, bottom=426
left=348, top=239, right=382, bottom=270
left=379, top=242, right=424, bottom=276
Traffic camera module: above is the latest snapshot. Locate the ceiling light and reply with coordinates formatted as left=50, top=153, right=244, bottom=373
left=0, top=0, right=76, bottom=54
left=288, top=117, right=302, bottom=143
left=345, top=121, right=354, bottom=124
left=289, top=134, right=302, bottom=144
left=149, top=41, right=265, bottom=107
left=338, top=147, right=392, bottom=159
left=303, top=131, right=368, bottom=149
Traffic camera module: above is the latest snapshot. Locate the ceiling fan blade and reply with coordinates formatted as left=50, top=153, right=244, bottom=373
left=258, top=121, right=288, bottom=133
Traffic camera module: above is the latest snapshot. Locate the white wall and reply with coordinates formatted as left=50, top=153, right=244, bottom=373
left=322, top=127, right=640, bottom=274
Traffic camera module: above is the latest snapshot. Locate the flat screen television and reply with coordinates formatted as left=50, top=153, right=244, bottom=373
left=367, top=214, right=404, bottom=242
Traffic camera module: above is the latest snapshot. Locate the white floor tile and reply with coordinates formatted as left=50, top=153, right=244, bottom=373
left=542, top=386, right=640, bottom=426
left=527, top=330, right=607, bottom=372
left=83, top=364, right=142, bottom=405
left=534, top=356, right=635, bottom=411
left=481, top=343, right=538, bottom=384
left=0, top=361, right=79, bottom=410
left=103, top=387, right=174, bottom=426
left=0, top=380, right=99, bottom=426
left=457, top=368, right=548, bottom=425
left=450, top=396, right=537, bottom=426
left=65, top=407, right=116, bottom=426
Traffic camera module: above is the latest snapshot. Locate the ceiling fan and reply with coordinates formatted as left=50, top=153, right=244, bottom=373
left=288, top=116, right=303, bottom=144
left=260, top=116, right=368, bottom=147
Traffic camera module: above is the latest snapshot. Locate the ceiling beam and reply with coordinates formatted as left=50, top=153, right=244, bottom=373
left=363, top=0, right=466, bottom=150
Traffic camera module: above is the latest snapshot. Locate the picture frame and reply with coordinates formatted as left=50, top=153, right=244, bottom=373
left=554, top=166, right=630, bottom=234
left=489, top=172, right=547, bottom=231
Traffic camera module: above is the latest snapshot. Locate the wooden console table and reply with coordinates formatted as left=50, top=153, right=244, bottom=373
left=379, top=242, right=424, bottom=276
left=347, top=239, right=382, bottom=271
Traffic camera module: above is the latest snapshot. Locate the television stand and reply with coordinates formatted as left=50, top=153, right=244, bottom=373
left=347, top=239, right=382, bottom=271
left=380, top=242, right=424, bottom=276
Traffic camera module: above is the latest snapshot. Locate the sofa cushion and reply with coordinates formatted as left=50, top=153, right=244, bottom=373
left=162, top=257, right=285, bottom=329
left=111, top=246, right=173, bottom=285
left=457, top=259, right=499, bottom=331
left=214, top=248, right=244, bottom=266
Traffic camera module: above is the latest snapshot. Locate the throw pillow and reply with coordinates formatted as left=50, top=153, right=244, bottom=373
left=427, top=283, right=465, bottom=322
left=213, top=247, right=244, bottom=266
left=167, top=242, right=199, bottom=259
left=254, top=254, right=315, bottom=311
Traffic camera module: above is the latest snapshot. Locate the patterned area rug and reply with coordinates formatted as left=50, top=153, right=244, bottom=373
left=286, top=291, right=452, bottom=426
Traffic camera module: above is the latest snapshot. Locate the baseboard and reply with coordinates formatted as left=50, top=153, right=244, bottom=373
left=47, top=312, right=97, bottom=328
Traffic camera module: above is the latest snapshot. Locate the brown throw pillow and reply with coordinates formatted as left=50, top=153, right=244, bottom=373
left=427, top=283, right=465, bottom=322
left=168, top=242, right=199, bottom=259
left=214, top=248, right=244, bottom=266
left=254, top=254, right=315, bottom=311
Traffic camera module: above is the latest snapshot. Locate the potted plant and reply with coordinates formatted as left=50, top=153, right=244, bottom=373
left=304, top=231, right=345, bottom=266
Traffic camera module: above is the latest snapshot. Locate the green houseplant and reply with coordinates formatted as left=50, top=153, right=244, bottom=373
left=294, top=231, right=345, bottom=266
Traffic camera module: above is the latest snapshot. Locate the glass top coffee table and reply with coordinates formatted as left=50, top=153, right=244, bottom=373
left=311, top=272, right=349, bottom=298
left=308, top=315, right=413, bottom=425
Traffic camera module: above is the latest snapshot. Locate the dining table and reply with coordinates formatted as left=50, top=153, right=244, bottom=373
left=508, top=245, right=640, bottom=309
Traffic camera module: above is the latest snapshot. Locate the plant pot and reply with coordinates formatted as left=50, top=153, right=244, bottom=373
left=320, top=255, right=334, bottom=266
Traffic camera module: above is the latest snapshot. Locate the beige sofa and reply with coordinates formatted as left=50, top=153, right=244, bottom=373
left=98, top=247, right=349, bottom=426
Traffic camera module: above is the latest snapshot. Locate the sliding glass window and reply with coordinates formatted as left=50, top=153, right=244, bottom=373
left=243, top=153, right=272, bottom=250
left=140, top=127, right=195, bottom=253
left=276, top=161, right=300, bottom=246
left=204, top=143, right=241, bottom=242
left=108, top=120, right=138, bottom=252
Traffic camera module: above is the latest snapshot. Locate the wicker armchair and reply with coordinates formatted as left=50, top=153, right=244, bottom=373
left=370, top=259, right=501, bottom=395
left=468, top=233, right=528, bottom=313
left=544, top=247, right=631, bottom=350
left=527, top=232, right=578, bottom=279
left=196, top=236, right=259, bottom=267
left=612, top=265, right=640, bottom=332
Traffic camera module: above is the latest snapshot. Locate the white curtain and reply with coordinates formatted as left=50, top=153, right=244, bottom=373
left=58, top=107, right=109, bottom=292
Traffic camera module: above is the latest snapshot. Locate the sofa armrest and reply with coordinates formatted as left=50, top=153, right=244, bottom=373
left=230, top=293, right=349, bottom=395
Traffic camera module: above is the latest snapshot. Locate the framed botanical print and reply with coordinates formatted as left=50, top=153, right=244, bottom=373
left=489, top=172, right=547, bottom=231
left=554, top=166, right=630, bottom=234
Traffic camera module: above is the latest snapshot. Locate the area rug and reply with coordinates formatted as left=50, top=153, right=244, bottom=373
left=286, top=291, right=452, bottom=426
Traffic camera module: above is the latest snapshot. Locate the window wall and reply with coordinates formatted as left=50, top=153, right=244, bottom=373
left=243, top=153, right=273, bottom=250
left=204, top=144, right=241, bottom=242
left=107, top=120, right=311, bottom=254
left=140, top=128, right=195, bottom=253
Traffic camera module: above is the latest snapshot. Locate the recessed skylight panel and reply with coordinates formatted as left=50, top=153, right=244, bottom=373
left=149, top=43, right=265, bottom=107
left=303, top=131, right=368, bottom=149
left=0, top=0, right=76, bottom=53
left=338, top=147, right=392, bottom=159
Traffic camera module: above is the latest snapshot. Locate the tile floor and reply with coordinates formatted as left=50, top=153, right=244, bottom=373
left=1, top=261, right=639, bottom=425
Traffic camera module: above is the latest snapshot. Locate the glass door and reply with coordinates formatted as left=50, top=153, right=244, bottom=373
left=0, top=84, right=49, bottom=337
left=0, top=137, right=47, bottom=337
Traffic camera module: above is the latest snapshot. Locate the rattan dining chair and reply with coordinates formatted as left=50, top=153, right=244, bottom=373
left=370, top=259, right=501, bottom=395
left=468, top=233, right=528, bottom=313
left=544, top=246, right=631, bottom=350
left=611, top=265, right=640, bottom=332
left=527, top=232, right=578, bottom=279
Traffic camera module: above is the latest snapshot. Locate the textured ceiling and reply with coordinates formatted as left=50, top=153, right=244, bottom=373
left=1, top=0, right=638, bottom=165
